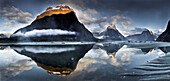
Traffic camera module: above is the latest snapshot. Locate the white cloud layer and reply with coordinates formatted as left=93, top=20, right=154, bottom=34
left=110, top=14, right=131, bottom=29
left=0, top=5, right=33, bottom=23
left=76, top=9, right=107, bottom=26
left=13, top=29, right=77, bottom=37
left=15, top=46, right=76, bottom=54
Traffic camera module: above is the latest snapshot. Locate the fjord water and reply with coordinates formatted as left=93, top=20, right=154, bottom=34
left=0, top=43, right=170, bottom=81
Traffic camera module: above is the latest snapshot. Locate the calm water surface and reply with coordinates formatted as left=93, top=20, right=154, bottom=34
left=0, top=43, right=170, bottom=81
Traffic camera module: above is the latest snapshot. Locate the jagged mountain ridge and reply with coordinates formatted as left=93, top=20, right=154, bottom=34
left=126, top=29, right=155, bottom=41
left=99, top=25, right=127, bottom=41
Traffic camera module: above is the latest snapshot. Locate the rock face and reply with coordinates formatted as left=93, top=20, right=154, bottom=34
left=156, top=20, right=170, bottom=42
left=99, top=25, right=127, bottom=41
left=10, top=5, right=96, bottom=42
left=126, top=29, right=155, bottom=41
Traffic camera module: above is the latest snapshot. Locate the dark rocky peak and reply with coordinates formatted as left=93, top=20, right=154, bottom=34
left=156, top=20, right=170, bottom=42
left=10, top=5, right=96, bottom=42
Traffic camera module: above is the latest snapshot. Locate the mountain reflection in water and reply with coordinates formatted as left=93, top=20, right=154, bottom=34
left=11, top=45, right=93, bottom=76
left=0, top=43, right=170, bottom=81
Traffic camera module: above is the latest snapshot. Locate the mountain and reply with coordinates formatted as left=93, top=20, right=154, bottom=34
left=156, top=20, right=170, bottom=42
left=11, top=45, right=93, bottom=75
left=99, top=25, right=127, bottom=41
left=10, top=5, right=96, bottom=42
left=159, top=46, right=170, bottom=53
left=92, top=43, right=123, bottom=57
left=126, top=29, right=155, bottom=41
left=0, top=34, right=7, bottom=38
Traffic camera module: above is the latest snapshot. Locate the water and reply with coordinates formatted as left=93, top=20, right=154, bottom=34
left=0, top=42, right=170, bottom=81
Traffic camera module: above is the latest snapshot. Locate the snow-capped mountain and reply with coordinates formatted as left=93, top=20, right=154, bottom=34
left=126, top=29, right=155, bottom=41
left=99, top=25, right=127, bottom=41
left=10, top=5, right=96, bottom=42
left=157, top=20, right=170, bottom=42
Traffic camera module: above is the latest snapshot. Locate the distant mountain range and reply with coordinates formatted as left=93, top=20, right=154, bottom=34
left=126, top=29, right=156, bottom=41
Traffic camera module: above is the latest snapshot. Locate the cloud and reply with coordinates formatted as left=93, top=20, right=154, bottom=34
left=86, top=9, right=99, bottom=15
left=99, top=22, right=110, bottom=29
left=0, top=3, right=33, bottom=24
left=109, top=15, right=122, bottom=25
left=121, top=21, right=132, bottom=29
left=109, top=14, right=131, bottom=29
left=94, top=14, right=132, bottom=33
left=3, top=21, right=17, bottom=27
left=13, top=29, right=77, bottom=37
left=0, top=60, right=34, bottom=81
left=91, top=22, right=110, bottom=32
left=76, top=9, right=107, bottom=26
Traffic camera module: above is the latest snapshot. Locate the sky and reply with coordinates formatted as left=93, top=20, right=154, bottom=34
left=0, top=0, right=170, bottom=36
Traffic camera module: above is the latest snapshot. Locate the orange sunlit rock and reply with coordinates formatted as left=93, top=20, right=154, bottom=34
left=0, top=36, right=2, bottom=38
left=150, top=31, right=154, bottom=35
left=108, top=24, right=117, bottom=30
left=108, top=52, right=117, bottom=57
left=149, top=49, right=154, bottom=52
left=36, top=5, right=76, bottom=20
left=36, top=62, right=74, bottom=76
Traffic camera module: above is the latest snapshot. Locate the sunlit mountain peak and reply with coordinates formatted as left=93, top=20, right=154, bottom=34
left=36, top=5, right=76, bottom=20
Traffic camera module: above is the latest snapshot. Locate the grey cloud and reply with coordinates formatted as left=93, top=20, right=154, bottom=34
left=0, top=60, right=34, bottom=81
left=86, top=9, right=99, bottom=15
left=79, top=16, right=107, bottom=25
left=0, top=3, right=33, bottom=24
left=99, top=22, right=110, bottom=29
left=93, top=22, right=110, bottom=32
left=86, top=0, right=170, bottom=11
left=3, top=21, right=16, bottom=26
left=109, top=14, right=132, bottom=29
left=121, top=21, right=131, bottom=29
left=92, top=14, right=132, bottom=33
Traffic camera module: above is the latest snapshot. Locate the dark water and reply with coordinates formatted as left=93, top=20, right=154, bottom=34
left=0, top=43, right=170, bottom=81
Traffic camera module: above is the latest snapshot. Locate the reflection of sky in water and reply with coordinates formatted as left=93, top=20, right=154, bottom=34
left=0, top=47, right=31, bottom=66
left=0, top=44, right=169, bottom=81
